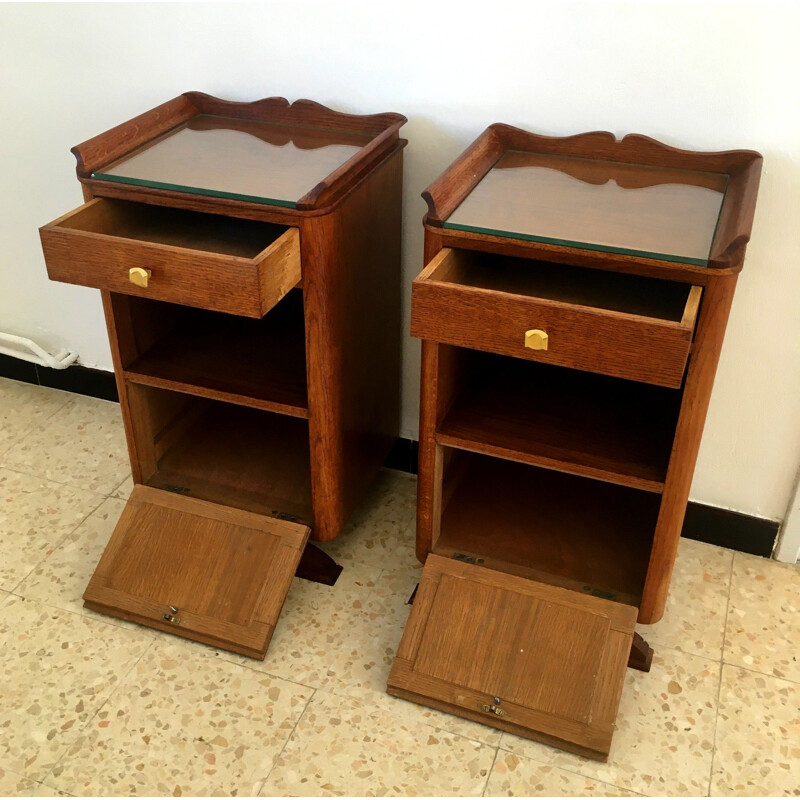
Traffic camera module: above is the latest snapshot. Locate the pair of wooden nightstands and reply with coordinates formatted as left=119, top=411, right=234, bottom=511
left=40, top=96, right=761, bottom=760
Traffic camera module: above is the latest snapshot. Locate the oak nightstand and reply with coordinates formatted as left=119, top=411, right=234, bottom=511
left=40, top=92, right=407, bottom=659
left=389, top=125, right=761, bottom=759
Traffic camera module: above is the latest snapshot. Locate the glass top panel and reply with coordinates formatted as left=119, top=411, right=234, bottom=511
left=93, top=114, right=372, bottom=208
left=444, top=151, right=728, bottom=265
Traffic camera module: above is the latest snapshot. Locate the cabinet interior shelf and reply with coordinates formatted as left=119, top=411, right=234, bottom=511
left=130, top=385, right=313, bottom=525
left=434, top=450, right=659, bottom=605
left=436, top=351, right=680, bottom=493
left=123, top=290, right=308, bottom=417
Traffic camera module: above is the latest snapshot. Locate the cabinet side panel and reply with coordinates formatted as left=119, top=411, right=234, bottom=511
left=417, top=230, right=440, bottom=561
left=302, top=150, right=404, bottom=540
left=416, top=340, right=440, bottom=561
left=417, top=231, right=478, bottom=562
left=640, top=274, right=738, bottom=623
left=101, top=291, right=146, bottom=483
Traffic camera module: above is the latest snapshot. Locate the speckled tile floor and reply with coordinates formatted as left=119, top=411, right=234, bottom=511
left=0, top=376, right=798, bottom=797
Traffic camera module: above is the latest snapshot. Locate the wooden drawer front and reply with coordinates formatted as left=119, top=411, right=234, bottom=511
left=411, top=248, right=702, bottom=388
left=40, top=198, right=301, bottom=318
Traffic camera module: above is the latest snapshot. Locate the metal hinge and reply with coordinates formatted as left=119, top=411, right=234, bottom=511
left=452, top=552, right=485, bottom=565
left=583, top=585, right=617, bottom=601
left=162, top=605, right=181, bottom=624
left=480, top=697, right=506, bottom=716
left=272, top=510, right=299, bottom=523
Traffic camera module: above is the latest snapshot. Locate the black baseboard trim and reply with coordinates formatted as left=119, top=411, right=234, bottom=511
left=383, top=437, right=419, bottom=474
left=0, top=355, right=119, bottom=402
left=0, top=352, right=38, bottom=384
left=0, top=355, right=778, bottom=557
left=681, top=502, right=778, bottom=558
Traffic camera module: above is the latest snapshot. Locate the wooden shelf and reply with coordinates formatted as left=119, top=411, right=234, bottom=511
left=140, top=396, right=313, bottom=525
left=125, top=290, right=308, bottom=417
left=434, top=451, right=659, bottom=605
left=436, top=353, right=680, bottom=492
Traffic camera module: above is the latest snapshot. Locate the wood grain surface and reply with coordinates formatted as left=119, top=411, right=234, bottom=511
left=83, top=485, right=309, bottom=658
left=435, top=351, right=681, bottom=492
left=123, top=290, right=308, bottom=417
left=300, top=149, right=404, bottom=540
left=434, top=453, right=657, bottom=604
left=76, top=138, right=404, bottom=548
left=411, top=247, right=700, bottom=388
left=40, top=198, right=300, bottom=317
left=125, top=390, right=315, bottom=525
left=388, top=555, right=637, bottom=760
left=423, top=125, right=762, bottom=272
left=72, top=92, right=407, bottom=213
left=639, top=274, right=739, bottom=622
left=446, top=154, right=727, bottom=264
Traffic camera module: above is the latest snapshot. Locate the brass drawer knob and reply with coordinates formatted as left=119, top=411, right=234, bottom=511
left=524, top=329, right=548, bottom=351
left=129, top=267, right=152, bottom=288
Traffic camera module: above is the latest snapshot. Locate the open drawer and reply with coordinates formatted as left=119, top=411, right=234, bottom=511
left=40, top=198, right=301, bottom=318
left=83, top=486, right=309, bottom=658
left=411, top=247, right=702, bottom=388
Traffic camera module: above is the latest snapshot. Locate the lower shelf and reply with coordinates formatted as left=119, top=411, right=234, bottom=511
left=434, top=451, right=660, bottom=605
left=132, top=388, right=313, bottom=525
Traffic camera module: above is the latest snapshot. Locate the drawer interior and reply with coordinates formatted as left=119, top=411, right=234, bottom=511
left=57, top=198, right=289, bottom=258
left=433, top=447, right=659, bottom=606
left=126, top=383, right=313, bottom=525
left=426, top=247, right=698, bottom=322
left=116, top=290, right=307, bottom=416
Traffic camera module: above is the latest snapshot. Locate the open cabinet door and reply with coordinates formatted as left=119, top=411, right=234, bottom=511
left=83, top=485, right=309, bottom=659
left=388, top=555, right=638, bottom=761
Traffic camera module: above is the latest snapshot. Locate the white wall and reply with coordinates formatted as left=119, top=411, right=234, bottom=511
left=2, top=1, right=799, bottom=523
left=775, top=469, right=800, bottom=562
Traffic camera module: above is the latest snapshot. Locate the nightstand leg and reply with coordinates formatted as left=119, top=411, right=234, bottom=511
left=295, top=544, right=343, bottom=586
left=628, top=632, right=654, bottom=672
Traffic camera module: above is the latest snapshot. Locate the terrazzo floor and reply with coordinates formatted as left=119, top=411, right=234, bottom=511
left=0, top=376, right=798, bottom=797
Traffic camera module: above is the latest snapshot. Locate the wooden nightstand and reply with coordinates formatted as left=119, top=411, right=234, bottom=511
left=39, top=92, right=406, bottom=659
left=388, top=125, right=761, bottom=759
